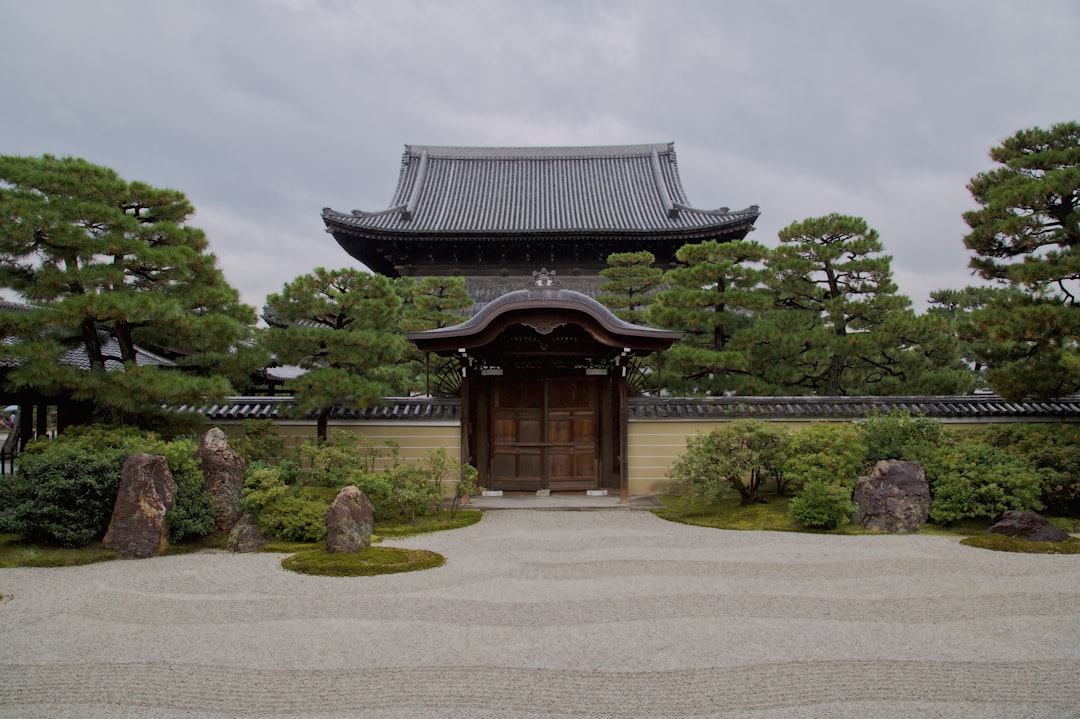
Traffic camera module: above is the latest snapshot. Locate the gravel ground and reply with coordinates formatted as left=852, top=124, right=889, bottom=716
left=1, top=510, right=1078, bottom=718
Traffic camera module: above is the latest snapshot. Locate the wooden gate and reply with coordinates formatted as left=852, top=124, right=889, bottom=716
left=490, top=377, right=598, bottom=491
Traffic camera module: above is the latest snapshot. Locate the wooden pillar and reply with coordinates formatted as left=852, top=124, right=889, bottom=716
left=618, top=373, right=629, bottom=503
left=35, top=403, right=48, bottom=440
left=459, top=370, right=472, bottom=477
left=17, top=404, right=33, bottom=451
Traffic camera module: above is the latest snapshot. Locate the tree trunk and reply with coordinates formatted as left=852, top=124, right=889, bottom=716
left=316, top=406, right=330, bottom=442
left=825, top=352, right=846, bottom=395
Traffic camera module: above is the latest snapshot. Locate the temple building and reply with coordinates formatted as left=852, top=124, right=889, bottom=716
left=323, top=143, right=759, bottom=305
left=322, top=143, right=758, bottom=497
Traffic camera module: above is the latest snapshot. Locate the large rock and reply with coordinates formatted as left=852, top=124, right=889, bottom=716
left=853, top=460, right=930, bottom=534
left=988, top=510, right=1070, bottom=542
left=103, top=454, right=177, bottom=559
left=325, top=486, right=375, bottom=554
left=227, top=513, right=267, bottom=553
left=196, top=427, right=246, bottom=533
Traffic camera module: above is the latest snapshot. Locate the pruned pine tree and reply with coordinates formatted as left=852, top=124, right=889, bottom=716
left=400, top=276, right=473, bottom=396
left=961, top=121, right=1080, bottom=400
left=649, top=240, right=772, bottom=395
left=765, top=214, right=913, bottom=396
left=262, top=269, right=409, bottom=441
left=0, top=154, right=255, bottom=427
left=596, top=251, right=664, bottom=325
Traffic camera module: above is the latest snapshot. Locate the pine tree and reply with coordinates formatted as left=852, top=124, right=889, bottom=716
left=596, top=251, right=664, bottom=325
left=961, top=121, right=1080, bottom=399
left=261, top=268, right=409, bottom=440
left=649, top=240, right=772, bottom=395
left=400, top=276, right=473, bottom=396
left=764, top=214, right=913, bottom=395
left=0, top=154, right=255, bottom=426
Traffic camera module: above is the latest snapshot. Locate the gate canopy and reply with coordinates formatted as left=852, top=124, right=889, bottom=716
left=406, top=274, right=681, bottom=359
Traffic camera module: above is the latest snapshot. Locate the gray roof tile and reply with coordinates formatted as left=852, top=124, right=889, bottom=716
left=186, top=395, right=1080, bottom=422
left=324, top=143, right=759, bottom=237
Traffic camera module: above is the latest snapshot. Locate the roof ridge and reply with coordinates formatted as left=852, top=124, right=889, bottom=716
left=403, top=143, right=675, bottom=159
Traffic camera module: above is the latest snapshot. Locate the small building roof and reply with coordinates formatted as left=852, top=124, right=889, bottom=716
left=407, top=273, right=682, bottom=355
left=323, top=143, right=759, bottom=275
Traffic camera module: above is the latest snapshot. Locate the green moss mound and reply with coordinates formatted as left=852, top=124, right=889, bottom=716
left=960, top=534, right=1080, bottom=554
left=281, top=546, right=445, bottom=576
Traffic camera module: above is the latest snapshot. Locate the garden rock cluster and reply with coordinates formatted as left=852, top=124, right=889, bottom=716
left=325, top=486, right=375, bottom=553
left=197, top=427, right=246, bottom=533
left=987, top=510, right=1070, bottom=542
left=103, top=454, right=177, bottom=559
left=852, top=460, right=930, bottom=533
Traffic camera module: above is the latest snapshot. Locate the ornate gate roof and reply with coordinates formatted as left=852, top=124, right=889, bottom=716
left=407, top=270, right=681, bottom=356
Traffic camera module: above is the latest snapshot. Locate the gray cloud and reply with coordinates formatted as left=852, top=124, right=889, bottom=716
left=2, top=0, right=1077, bottom=312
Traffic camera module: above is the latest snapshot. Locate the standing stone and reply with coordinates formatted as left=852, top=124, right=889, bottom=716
left=853, top=460, right=930, bottom=534
left=197, top=427, right=246, bottom=533
left=227, top=513, right=267, bottom=553
left=325, top=486, right=375, bottom=553
left=988, top=510, right=1070, bottom=542
left=103, top=454, right=178, bottom=559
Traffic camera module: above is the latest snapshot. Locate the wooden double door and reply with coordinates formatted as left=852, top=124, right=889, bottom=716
left=490, top=377, right=599, bottom=491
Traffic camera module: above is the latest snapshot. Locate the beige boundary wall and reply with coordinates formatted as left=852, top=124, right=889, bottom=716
left=204, top=400, right=1080, bottom=497
left=211, top=419, right=461, bottom=473
left=627, top=415, right=1080, bottom=496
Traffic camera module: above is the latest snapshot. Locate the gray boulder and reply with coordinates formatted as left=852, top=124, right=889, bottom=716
left=853, top=460, right=930, bottom=533
left=325, top=486, right=375, bottom=553
left=227, top=513, right=267, bottom=553
left=988, top=510, right=1070, bottom=542
left=196, top=427, right=246, bottom=533
left=103, top=454, right=177, bottom=559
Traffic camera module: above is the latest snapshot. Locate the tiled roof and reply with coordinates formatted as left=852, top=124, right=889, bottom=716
left=323, top=143, right=759, bottom=237
left=184, top=396, right=461, bottom=421
left=628, top=395, right=1080, bottom=420
left=185, top=395, right=1080, bottom=422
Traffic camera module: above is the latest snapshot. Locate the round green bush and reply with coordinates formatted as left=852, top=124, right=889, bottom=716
left=783, top=423, right=865, bottom=493
left=788, top=480, right=856, bottom=530
left=924, top=441, right=1043, bottom=525
left=859, top=411, right=944, bottom=465
left=0, top=442, right=127, bottom=547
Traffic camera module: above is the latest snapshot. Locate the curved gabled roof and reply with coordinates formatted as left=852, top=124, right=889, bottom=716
left=323, top=143, right=759, bottom=238
left=407, top=281, right=681, bottom=354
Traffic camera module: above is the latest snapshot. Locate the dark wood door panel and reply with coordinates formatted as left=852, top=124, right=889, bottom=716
left=489, top=377, right=599, bottom=490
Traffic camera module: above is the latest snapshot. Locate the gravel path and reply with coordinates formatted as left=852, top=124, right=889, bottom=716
left=1, top=510, right=1078, bottom=718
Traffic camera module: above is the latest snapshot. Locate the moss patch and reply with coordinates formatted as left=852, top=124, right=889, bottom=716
left=375, top=509, right=482, bottom=539
left=654, top=494, right=863, bottom=533
left=281, top=546, right=445, bottom=576
left=960, top=533, right=1080, bottom=554
left=0, top=533, right=118, bottom=568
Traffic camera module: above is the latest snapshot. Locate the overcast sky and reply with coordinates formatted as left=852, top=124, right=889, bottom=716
left=2, top=0, right=1078, bottom=313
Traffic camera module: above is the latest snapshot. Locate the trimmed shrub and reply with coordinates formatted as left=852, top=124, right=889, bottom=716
left=788, top=480, right=857, bottom=530
left=859, top=411, right=944, bottom=465
left=668, top=420, right=788, bottom=505
left=783, top=423, right=865, bottom=492
left=974, top=424, right=1080, bottom=516
left=924, top=441, right=1043, bottom=525
left=242, top=464, right=328, bottom=543
left=0, top=425, right=216, bottom=547
left=0, top=441, right=126, bottom=547
left=257, top=494, right=328, bottom=543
